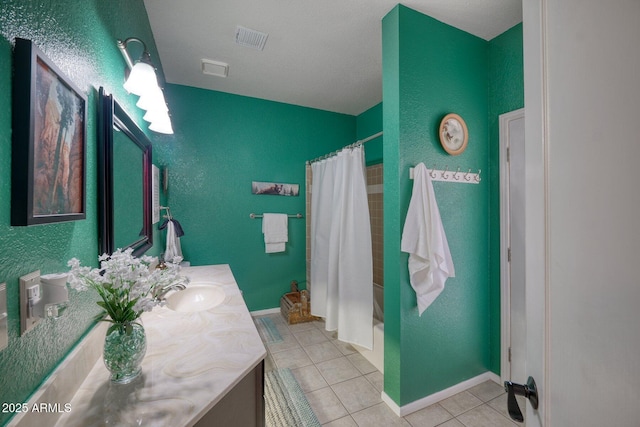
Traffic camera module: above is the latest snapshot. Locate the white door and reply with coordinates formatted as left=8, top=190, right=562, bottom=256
left=523, top=0, right=640, bottom=425
left=499, top=109, right=526, bottom=384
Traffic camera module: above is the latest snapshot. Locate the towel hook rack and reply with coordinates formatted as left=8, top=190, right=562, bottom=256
left=409, top=164, right=481, bottom=184
left=430, top=164, right=438, bottom=179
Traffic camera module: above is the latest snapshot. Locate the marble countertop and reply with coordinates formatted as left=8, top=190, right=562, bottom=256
left=54, top=264, right=266, bottom=427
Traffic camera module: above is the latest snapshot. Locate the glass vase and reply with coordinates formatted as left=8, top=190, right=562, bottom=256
left=103, top=321, right=147, bottom=384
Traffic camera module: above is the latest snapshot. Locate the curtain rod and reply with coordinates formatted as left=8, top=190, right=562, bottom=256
left=306, top=131, right=383, bottom=165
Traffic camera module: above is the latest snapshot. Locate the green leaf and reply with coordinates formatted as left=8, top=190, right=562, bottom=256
left=107, top=323, right=120, bottom=335
left=93, top=312, right=107, bottom=322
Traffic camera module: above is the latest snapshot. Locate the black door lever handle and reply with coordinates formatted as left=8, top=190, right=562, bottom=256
left=504, top=376, right=538, bottom=423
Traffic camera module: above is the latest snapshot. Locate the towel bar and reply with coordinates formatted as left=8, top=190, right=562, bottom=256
left=250, top=213, right=303, bottom=219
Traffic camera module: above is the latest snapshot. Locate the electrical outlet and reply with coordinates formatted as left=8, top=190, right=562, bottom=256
left=0, top=283, right=7, bottom=350
left=20, top=270, right=41, bottom=335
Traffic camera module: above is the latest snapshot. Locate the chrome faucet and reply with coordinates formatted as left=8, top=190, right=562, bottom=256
left=154, top=283, right=186, bottom=303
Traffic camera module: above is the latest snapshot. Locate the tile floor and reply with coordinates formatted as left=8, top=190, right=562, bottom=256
left=255, top=313, right=524, bottom=427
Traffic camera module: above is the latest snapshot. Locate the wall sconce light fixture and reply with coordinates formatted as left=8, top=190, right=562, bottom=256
left=117, top=37, right=173, bottom=134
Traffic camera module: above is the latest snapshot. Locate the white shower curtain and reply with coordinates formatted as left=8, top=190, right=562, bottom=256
left=310, top=146, right=373, bottom=350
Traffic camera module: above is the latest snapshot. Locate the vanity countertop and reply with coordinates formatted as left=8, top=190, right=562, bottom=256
left=54, top=264, right=266, bottom=427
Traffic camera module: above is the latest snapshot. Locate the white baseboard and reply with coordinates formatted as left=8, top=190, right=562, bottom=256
left=250, top=307, right=280, bottom=317
left=381, top=371, right=501, bottom=417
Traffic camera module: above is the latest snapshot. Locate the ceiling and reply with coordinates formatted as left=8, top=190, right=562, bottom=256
left=143, top=0, right=522, bottom=116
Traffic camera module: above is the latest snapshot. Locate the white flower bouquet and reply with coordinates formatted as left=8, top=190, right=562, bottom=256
left=67, top=248, right=188, bottom=334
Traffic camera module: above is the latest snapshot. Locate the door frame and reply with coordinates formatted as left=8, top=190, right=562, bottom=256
left=499, top=107, right=525, bottom=384
left=522, top=0, right=550, bottom=423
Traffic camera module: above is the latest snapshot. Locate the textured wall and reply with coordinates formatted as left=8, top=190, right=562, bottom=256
left=0, top=1, right=160, bottom=423
left=153, top=84, right=355, bottom=311
left=487, top=23, right=524, bottom=375
left=356, top=103, right=383, bottom=165
left=381, top=7, right=402, bottom=403
left=383, top=5, right=491, bottom=405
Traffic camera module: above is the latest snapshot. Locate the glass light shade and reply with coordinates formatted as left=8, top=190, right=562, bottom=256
left=123, top=61, right=158, bottom=96
left=149, top=113, right=174, bottom=135
left=136, top=85, right=168, bottom=112
left=143, top=107, right=164, bottom=123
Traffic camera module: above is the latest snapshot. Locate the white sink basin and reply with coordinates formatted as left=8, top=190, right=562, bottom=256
left=166, top=283, right=226, bottom=313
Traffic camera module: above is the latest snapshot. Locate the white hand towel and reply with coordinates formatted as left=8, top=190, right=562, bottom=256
left=165, top=220, right=183, bottom=263
left=262, top=213, right=288, bottom=253
left=401, top=163, right=455, bottom=315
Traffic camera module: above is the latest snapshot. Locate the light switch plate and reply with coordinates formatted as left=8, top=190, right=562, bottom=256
left=0, top=282, right=7, bottom=350
left=20, top=270, right=40, bottom=335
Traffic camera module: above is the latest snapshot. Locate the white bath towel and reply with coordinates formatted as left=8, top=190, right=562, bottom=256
left=401, top=163, right=455, bottom=316
left=262, top=213, right=288, bottom=253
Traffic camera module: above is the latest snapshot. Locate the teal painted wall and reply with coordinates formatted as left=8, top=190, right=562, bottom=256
left=153, top=84, right=354, bottom=311
left=383, top=5, right=491, bottom=405
left=487, top=23, right=524, bottom=375
left=381, top=6, right=403, bottom=403
left=0, top=1, right=162, bottom=423
left=357, top=103, right=383, bottom=165
left=0, top=0, right=522, bottom=419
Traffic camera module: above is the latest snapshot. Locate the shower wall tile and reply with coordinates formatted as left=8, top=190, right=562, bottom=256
left=367, top=163, right=383, bottom=186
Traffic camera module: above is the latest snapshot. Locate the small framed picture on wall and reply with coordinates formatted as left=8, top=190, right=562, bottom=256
left=252, top=181, right=300, bottom=196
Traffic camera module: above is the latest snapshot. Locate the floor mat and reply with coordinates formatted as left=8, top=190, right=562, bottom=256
left=255, top=316, right=283, bottom=344
left=265, top=368, right=321, bottom=427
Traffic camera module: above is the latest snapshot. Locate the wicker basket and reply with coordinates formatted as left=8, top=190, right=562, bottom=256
left=280, top=290, right=319, bottom=324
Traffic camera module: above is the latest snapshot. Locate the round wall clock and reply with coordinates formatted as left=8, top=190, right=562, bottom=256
left=439, top=113, right=468, bottom=155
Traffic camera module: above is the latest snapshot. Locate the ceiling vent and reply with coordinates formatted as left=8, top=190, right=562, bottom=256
left=235, top=26, right=268, bottom=51
left=201, top=59, right=229, bottom=77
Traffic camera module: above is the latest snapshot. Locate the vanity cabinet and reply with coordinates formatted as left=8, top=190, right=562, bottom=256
left=12, top=265, right=269, bottom=427
left=194, top=360, right=264, bottom=427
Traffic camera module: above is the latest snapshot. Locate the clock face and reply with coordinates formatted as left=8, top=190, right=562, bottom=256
left=439, top=113, right=468, bottom=155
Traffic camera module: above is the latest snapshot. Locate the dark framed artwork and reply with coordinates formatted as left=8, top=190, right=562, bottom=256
left=11, top=38, right=87, bottom=225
